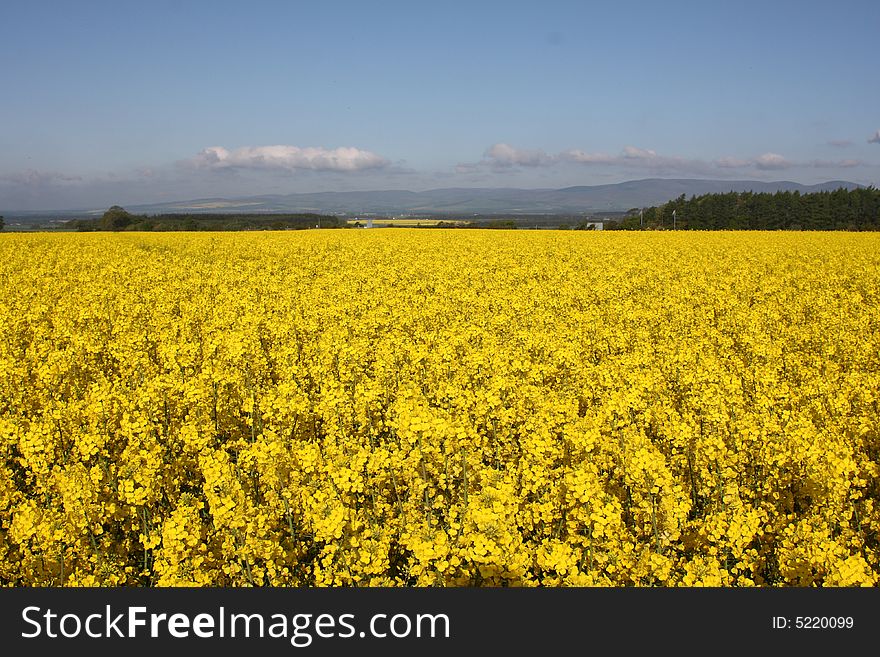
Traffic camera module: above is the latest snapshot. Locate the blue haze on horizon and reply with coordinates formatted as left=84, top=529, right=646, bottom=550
left=1, top=0, right=879, bottom=211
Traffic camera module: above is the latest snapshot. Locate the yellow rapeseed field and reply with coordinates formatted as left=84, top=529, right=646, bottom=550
left=0, top=230, right=878, bottom=586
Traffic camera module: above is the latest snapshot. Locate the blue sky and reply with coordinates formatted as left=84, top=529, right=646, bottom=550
left=2, top=0, right=879, bottom=210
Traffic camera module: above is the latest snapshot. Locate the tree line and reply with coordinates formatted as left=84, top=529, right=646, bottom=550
left=34, top=188, right=880, bottom=233
left=610, top=186, right=880, bottom=231
left=65, top=206, right=343, bottom=231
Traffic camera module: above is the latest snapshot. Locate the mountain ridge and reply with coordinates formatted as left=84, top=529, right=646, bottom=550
left=126, top=178, right=863, bottom=215
left=5, top=178, right=866, bottom=217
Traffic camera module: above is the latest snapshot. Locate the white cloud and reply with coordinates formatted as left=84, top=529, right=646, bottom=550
left=869, top=130, right=880, bottom=144
left=621, top=146, right=658, bottom=160
left=463, top=143, right=872, bottom=179
left=572, top=146, right=714, bottom=175
left=478, top=143, right=681, bottom=170
left=483, top=143, right=554, bottom=167
left=808, top=158, right=862, bottom=169
left=561, top=146, right=706, bottom=173
left=464, top=144, right=802, bottom=176
left=189, top=145, right=389, bottom=172
left=558, top=149, right=615, bottom=164
left=715, top=153, right=798, bottom=171
left=454, top=162, right=481, bottom=174
left=753, top=153, right=792, bottom=170
left=714, top=157, right=751, bottom=169
left=716, top=153, right=861, bottom=171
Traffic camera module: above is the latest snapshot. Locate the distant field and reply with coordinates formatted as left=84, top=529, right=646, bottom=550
left=1, top=230, right=878, bottom=586
left=345, top=218, right=468, bottom=227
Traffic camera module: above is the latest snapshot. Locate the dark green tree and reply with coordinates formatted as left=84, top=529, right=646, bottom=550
left=637, top=187, right=879, bottom=232
left=100, top=205, right=134, bottom=230
left=0, top=215, right=5, bottom=231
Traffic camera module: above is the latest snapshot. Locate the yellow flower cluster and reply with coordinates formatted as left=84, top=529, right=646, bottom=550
left=0, top=230, right=878, bottom=587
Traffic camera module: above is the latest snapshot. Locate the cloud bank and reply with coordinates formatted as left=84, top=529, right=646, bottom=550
left=752, top=153, right=791, bottom=170
left=482, top=143, right=554, bottom=167
left=0, top=169, right=83, bottom=185
left=465, top=143, right=864, bottom=176
left=189, top=145, right=389, bottom=172
left=869, top=131, right=880, bottom=144
left=1, top=141, right=873, bottom=212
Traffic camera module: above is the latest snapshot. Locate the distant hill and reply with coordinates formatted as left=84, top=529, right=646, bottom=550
left=4, top=179, right=865, bottom=219
left=122, top=179, right=862, bottom=215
